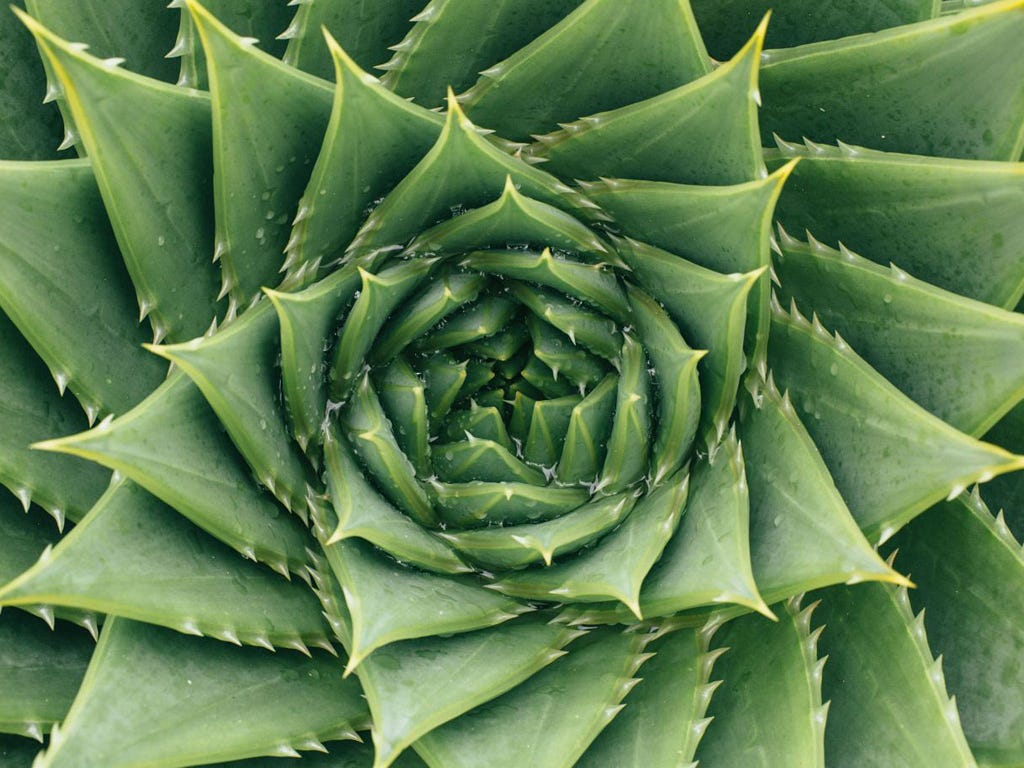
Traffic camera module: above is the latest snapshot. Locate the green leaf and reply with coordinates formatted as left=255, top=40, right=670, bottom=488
left=555, top=375, right=618, bottom=485
left=25, top=0, right=178, bottom=81
left=0, top=733, right=39, bottom=766
left=19, top=11, right=222, bottom=343
left=285, top=36, right=443, bottom=279
left=523, top=394, right=583, bottom=468
left=36, top=373, right=312, bottom=577
left=428, top=480, right=589, bottom=528
left=414, top=627, right=651, bottom=768
left=440, top=491, right=636, bottom=570
left=0, top=492, right=60, bottom=586
left=414, top=296, right=518, bottom=353
left=527, top=18, right=765, bottom=185
left=490, top=469, right=688, bottom=618
left=348, top=96, right=597, bottom=259
left=617, top=237, right=762, bottom=444
left=527, top=316, right=609, bottom=392
left=691, top=0, right=937, bottom=59
left=0, top=310, right=109, bottom=527
left=814, top=581, right=978, bottom=768
left=418, top=353, right=469, bottom=424
left=153, top=303, right=314, bottom=516
left=433, top=437, right=546, bottom=486
left=187, top=0, right=334, bottom=305
left=759, top=0, right=1024, bottom=160
left=282, top=0, right=422, bottom=79
left=769, top=141, right=1024, bottom=309
left=34, top=618, right=367, bottom=768
left=374, top=358, right=431, bottom=476
left=0, top=612, right=91, bottom=741
left=773, top=232, right=1024, bottom=436
left=767, top=301, right=1024, bottom=542
left=886, top=492, right=1024, bottom=765
left=597, top=333, right=651, bottom=493
left=0, top=159, right=165, bottom=419
left=379, top=0, right=582, bottom=108
left=696, top=597, right=826, bottom=768
left=576, top=620, right=722, bottom=768
left=322, top=426, right=469, bottom=575
left=0, top=4, right=65, bottom=159
left=738, top=374, right=905, bottom=601
left=409, top=177, right=612, bottom=262
left=512, top=283, right=622, bottom=361
left=584, top=161, right=794, bottom=361
left=981, top=403, right=1024, bottom=538
left=0, top=480, right=331, bottom=651
left=318, top=537, right=528, bottom=674
left=636, top=432, right=768, bottom=618
left=459, top=0, right=710, bottom=141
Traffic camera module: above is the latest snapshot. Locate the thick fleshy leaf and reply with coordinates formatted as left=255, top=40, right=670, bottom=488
left=36, top=373, right=312, bottom=577
left=34, top=618, right=367, bottom=768
left=322, top=426, right=469, bottom=575
left=433, top=437, right=546, bottom=485
left=187, top=0, right=333, bottom=304
left=774, top=232, right=1024, bottom=436
left=415, top=296, right=518, bottom=353
left=982, top=403, right=1024, bottom=538
left=576, top=620, right=722, bottom=768
left=0, top=310, right=109, bottom=527
left=887, top=492, right=1024, bottom=765
left=527, top=19, right=765, bottom=185
left=428, top=480, right=588, bottom=528
left=696, top=597, right=826, bottom=768
left=0, top=612, right=91, bottom=740
left=0, top=480, right=331, bottom=650
left=281, top=0, right=422, bottom=79
left=598, top=334, right=651, bottom=492
left=513, top=284, right=621, bottom=361
left=637, top=432, right=768, bottom=617
left=814, top=581, right=978, bottom=768
left=153, top=303, right=314, bottom=515
left=408, top=177, right=611, bottom=260
left=768, top=301, right=1024, bottom=542
left=440, top=491, right=636, bottom=570
left=691, top=0, right=937, bottom=59
left=286, top=36, right=443, bottom=278
left=0, top=492, right=60, bottom=586
left=490, top=470, right=688, bottom=617
left=19, top=11, right=221, bottom=343
left=770, top=140, right=1024, bottom=310
left=759, top=0, right=1024, bottom=160
left=374, top=358, right=431, bottom=475
left=523, top=394, right=583, bottom=468
left=414, top=627, right=651, bottom=768
left=739, top=375, right=904, bottom=601
left=555, top=375, right=618, bottom=484
left=379, top=0, right=582, bottom=107
left=617, top=238, right=761, bottom=443
left=0, top=159, right=165, bottom=418
left=348, top=97, right=597, bottom=259
left=25, top=0, right=178, bottom=81
left=459, top=0, right=710, bottom=141
left=322, top=537, right=528, bottom=673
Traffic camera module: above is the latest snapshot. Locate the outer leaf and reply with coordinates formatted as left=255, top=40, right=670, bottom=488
left=773, top=232, right=1024, bottom=436
left=770, top=141, right=1024, bottom=310
left=982, top=403, right=1024, bottom=538
left=153, top=303, right=314, bottom=515
left=36, top=373, right=312, bottom=577
left=379, top=0, right=582, bottom=107
left=0, top=159, right=165, bottom=419
left=0, top=480, right=331, bottom=651
left=739, top=374, right=905, bottom=601
left=887, top=492, right=1024, bottom=765
left=0, top=612, right=91, bottom=740
left=459, top=0, right=710, bottom=141
left=576, top=620, right=722, bottom=768
left=527, top=18, right=765, bottom=186
left=19, top=11, right=221, bottom=343
left=759, top=0, right=1024, bottom=160
left=814, top=581, right=978, bottom=768
left=414, top=627, right=651, bottom=768
left=34, top=618, right=367, bottom=768
left=697, top=597, right=826, bottom=768
left=187, top=0, right=333, bottom=305
left=490, top=470, right=688, bottom=618
left=321, top=538, right=528, bottom=674
left=0, top=310, right=109, bottom=527
left=767, top=301, right=1024, bottom=542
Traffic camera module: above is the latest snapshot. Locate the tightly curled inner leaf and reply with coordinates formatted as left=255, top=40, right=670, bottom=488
left=1, top=1, right=1023, bottom=767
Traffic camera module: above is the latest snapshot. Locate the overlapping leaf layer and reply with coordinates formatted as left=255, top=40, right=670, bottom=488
left=1, top=1, right=1022, bottom=766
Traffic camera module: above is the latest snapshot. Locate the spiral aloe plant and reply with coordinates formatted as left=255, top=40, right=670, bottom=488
left=1, top=1, right=1023, bottom=766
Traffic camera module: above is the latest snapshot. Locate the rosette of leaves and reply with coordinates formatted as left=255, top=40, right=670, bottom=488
left=1, top=0, right=1023, bottom=766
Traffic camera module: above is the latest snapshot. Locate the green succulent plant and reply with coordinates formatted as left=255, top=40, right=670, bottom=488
left=1, top=0, right=1023, bottom=766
